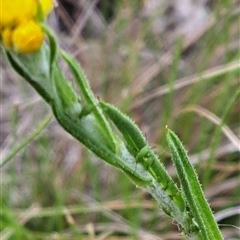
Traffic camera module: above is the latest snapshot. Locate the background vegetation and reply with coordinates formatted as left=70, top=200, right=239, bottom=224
left=1, top=0, right=239, bottom=239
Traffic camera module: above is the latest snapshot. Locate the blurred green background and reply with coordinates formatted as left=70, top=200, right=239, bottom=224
left=1, top=0, right=239, bottom=239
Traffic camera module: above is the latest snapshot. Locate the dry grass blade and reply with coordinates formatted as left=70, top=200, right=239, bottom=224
left=129, top=14, right=215, bottom=97
left=70, top=0, right=101, bottom=39
left=178, top=105, right=240, bottom=150
left=205, top=177, right=239, bottom=199
left=214, top=206, right=240, bottom=222
left=77, top=223, right=164, bottom=240
left=132, top=61, right=240, bottom=109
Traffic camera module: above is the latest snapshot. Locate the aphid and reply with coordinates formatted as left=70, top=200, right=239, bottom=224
left=136, top=145, right=186, bottom=212
left=136, top=146, right=167, bottom=186
left=78, top=103, right=95, bottom=119
left=162, top=205, right=172, bottom=217
left=181, top=214, right=199, bottom=237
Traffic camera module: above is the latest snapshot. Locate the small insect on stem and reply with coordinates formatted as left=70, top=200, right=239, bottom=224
left=162, top=205, right=173, bottom=217
left=180, top=212, right=199, bottom=237
left=136, top=145, right=186, bottom=213
left=78, top=104, right=96, bottom=119
left=136, top=146, right=169, bottom=189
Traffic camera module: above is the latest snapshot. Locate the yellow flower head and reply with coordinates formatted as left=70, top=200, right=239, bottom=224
left=0, top=0, right=53, bottom=53
left=0, top=0, right=53, bottom=28
left=0, top=0, right=35, bottom=28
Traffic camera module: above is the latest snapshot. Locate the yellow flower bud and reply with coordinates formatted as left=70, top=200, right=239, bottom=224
left=2, top=28, right=13, bottom=47
left=12, top=20, right=44, bottom=53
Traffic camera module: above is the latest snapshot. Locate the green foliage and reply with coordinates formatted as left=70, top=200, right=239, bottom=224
left=1, top=1, right=239, bottom=239
left=166, top=128, right=223, bottom=239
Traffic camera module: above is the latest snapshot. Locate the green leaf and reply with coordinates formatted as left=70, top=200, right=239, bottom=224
left=4, top=45, right=52, bottom=103
left=166, top=128, right=223, bottom=239
left=59, top=50, right=117, bottom=153
left=50, top=62, right=82, bottom=118
left=100, top=101, right=146, bottom=156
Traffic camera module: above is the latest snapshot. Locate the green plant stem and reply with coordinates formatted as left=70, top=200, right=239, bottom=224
left=1, top=113, right=52, bottom=167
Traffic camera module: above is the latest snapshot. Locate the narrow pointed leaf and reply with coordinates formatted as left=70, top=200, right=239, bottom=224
left=59, top=51, right=117, bottom=153
left=166, top=128, right=223, bottom=239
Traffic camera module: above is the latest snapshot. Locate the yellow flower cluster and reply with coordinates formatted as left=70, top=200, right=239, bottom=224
left=0, top=0, right=53, bottom=53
